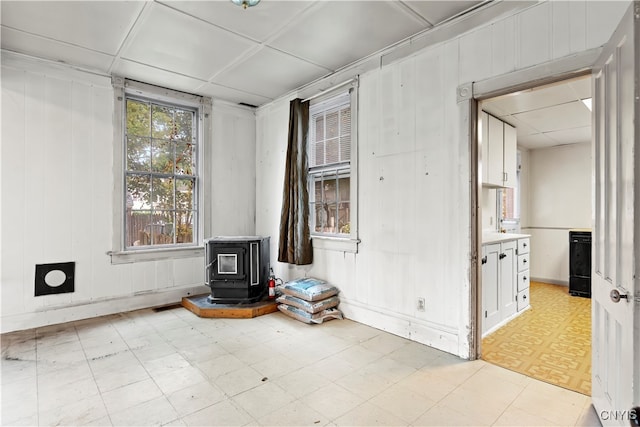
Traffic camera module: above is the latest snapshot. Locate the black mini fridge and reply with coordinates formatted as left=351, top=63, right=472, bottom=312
left=569, top=230, right=591, bottom=298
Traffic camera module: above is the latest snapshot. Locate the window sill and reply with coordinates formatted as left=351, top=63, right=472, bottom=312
left=311, top=236, right=360, bottom=253
left=108, top=246, right=204, bottom=264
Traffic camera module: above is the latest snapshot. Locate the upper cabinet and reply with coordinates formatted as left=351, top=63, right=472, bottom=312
left=480, top=111, right=517, bottom=188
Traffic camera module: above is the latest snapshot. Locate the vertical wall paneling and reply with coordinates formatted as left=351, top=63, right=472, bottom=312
left=43, top=77, right=73, bottom=265
left=1, top=53, right=255, bottom=332
left=517, top=2, right=551, bottom=69
left=92, top=83, right=122, bottom=300
left=71, top=81, right=95, bottom=302
left=211, top=103, right=256, bottom=237
left=490, top=17, right=516, bottom=77
left=255, top=1, right=626, bottom=357
left=586, top=1, right=631, bottom=50
left=459, top=25, right=493, bottom=84
left=551, top=1, right=571, bottom=59
left=1, top=67, right=27, bottom=316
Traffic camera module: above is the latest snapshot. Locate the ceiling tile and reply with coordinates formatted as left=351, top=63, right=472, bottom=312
left=485, top=83, right=579, bottom=115
left=518, top=133, right=557, bottom=150
left=163, top=0, right=314, bottom=42
left=0, top=1, right=144, bottom=55
left=502, top=115, right=541, bottom=137
left=120, top=2, right=257, bottom=80
left=111, top=59, right=206, bottom=95
left=213, top=47, right=329, bottom=99
left=568, top=76, right=592, bottom=100
left=545, top=126, right=591, bottom=145
left=513, top=101, right=590, bottom=133
left=1, top=27, right=115, bottom=72
left=403, top=1, right=482, bottom=25
left=269, top=1, right=427, bottom=70
left=194, top=82, right=271, bottom=107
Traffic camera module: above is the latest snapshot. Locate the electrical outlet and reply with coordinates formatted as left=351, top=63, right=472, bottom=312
left=417, top=297, right=425, bottom=311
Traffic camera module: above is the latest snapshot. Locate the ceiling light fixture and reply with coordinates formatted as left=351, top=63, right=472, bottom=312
left=231, top=0, right=260, bottom=9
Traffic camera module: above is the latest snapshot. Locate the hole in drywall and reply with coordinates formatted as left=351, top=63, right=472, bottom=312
left=44, top=270, right=67, bottom=287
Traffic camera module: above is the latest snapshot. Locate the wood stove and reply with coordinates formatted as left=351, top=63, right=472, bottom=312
left=204, top=236, right=270, bottom=304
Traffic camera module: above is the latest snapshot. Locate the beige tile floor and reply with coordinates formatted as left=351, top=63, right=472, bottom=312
left=1, top=306, right=601, bottom=426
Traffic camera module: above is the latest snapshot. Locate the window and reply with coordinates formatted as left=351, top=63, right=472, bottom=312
left=499, top=151, right=521, bottom=231
left=124, top=95, right=198, bottom=249
left=110, top=78, right=211, bottom=263
left=308, top=92, right=352, bottom=237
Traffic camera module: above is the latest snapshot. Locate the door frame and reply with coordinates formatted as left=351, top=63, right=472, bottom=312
left=462, top=47, right=603, bottom=360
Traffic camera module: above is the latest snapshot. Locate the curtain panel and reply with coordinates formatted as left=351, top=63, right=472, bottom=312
left=278, top=98, right=313, bottom=265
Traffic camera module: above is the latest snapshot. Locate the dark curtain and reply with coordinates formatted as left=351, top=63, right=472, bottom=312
left=278, top=98, right=313, bottom=265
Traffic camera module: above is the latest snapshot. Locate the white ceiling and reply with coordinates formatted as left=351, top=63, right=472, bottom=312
left=1, top=0, right=485, bottom=107
left=482, top=76, right=593, bottom=150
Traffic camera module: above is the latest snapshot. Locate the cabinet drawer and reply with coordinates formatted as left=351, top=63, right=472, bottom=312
left=517, top=238, right=530, bottom=255
left=517, top=254, right=529, bottom=272
left=517, top=288, right=530, bottom=311
left=517, top=271, right=530, bottom=292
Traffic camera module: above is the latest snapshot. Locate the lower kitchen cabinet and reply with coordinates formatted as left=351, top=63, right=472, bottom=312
left=482, top=237, right=530, bottom=336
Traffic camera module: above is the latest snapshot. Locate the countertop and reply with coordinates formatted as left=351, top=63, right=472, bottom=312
left=483, top=232, right=531, bottom=244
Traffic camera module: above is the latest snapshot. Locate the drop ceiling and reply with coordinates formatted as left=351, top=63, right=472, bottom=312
left=1, top=0, right=486, bottom=107
left=482, top=76, right=593, bottom=150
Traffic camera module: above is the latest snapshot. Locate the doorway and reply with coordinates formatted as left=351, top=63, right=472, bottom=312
left=477, top=75, right=593, bottom=396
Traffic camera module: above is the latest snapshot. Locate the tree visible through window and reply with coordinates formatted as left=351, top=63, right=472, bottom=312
left=309, top=93, right=351, bottom=236
left=125, top=97, right=198, bottom=248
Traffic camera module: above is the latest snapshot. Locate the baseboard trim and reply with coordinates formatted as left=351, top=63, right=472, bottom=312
left=338, top=298, right=463, bottom=358
left=532, top=277, right=568, bottom=286
left=1, top=285, right=210, bottom=333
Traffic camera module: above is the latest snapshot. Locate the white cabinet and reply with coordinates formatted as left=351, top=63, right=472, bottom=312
left=482, top=237, right=531, bottom=336
left=482, top=243, right=501, bottom=333
left=481, top=112, right=517, bottom=188
left=516, top=237, right=530, bottom=311
left=482, top=239, right=517, bottom=335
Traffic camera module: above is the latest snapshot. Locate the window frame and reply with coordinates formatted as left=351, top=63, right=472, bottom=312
left=498, top=150, right=521, bottom=232
left=109, top=77, right=211, bottom=264
left=307, top=81, right=360, bottom=253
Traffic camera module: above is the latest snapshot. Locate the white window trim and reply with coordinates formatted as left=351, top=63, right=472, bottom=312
left=308, top=78, right=360, bottom=253
left=109, top=77, right=212, bottom=264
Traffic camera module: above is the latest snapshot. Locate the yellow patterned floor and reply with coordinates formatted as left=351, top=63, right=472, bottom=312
left=482, top=281, right=591, bottom=395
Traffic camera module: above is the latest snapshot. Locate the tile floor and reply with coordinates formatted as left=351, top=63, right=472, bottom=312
left=1, top=306, right=601, bottom=426
left=482, top=282, right=591, bottom=395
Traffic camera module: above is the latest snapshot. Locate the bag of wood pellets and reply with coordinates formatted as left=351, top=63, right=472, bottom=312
left=279, top=277, right=339, bottom=302
left=276, top=294, right=340, bottom=314
left=277, top=304, right=343, bottom=324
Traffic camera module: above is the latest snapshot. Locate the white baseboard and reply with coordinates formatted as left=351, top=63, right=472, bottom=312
left=338, top=298, right=463, bottom=358
left=532, top=277, right=568, bottom=286
left=1, top=285, right=210, bottom=333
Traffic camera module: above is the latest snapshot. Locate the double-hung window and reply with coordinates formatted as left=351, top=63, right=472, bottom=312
left=110, top=78, right=210, bottom=264
left=122, top=83, right=202, bottom=251
left=308, top=90, right=357, bottom=248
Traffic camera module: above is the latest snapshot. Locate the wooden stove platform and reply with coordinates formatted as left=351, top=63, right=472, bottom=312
left=181, top=294, right=278, bottom=318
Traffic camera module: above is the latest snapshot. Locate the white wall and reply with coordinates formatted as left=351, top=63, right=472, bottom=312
left=0, top=53, right=256, bottom=332
left=256, top=1, right=627, bottom=358
left=525, top=142, right=592, bottom=284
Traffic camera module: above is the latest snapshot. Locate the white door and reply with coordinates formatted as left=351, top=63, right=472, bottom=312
left=591, top=2, right=639, bottom=424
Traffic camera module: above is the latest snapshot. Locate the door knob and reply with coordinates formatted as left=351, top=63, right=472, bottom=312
left=499, top=253, right=507, bottom=260
left=610, top=288, right=629, bottom=303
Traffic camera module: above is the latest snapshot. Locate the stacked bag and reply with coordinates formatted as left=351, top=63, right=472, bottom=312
left=276, top=277, right=344, bottom=324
